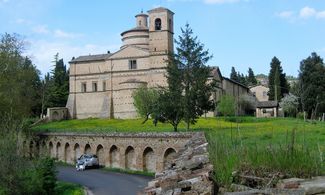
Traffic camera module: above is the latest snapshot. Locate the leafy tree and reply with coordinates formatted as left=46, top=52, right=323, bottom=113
left=247, top=67, right=257, bottom=86
left=133, top=85, right=159, bottom=124
left=298, top=52, right=325, bottom=119
left=37, top=157, right=57, bottom=195
left=218, top=95, right=236, bottom=117
left=238, top=94, right=256, bottom=114
left=280, top=93, right=299, bottom=117
left=268, top=57, right=290, bottom=101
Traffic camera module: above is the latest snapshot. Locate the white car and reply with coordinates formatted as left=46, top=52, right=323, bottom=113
left=76, top=154, right=99, bottom=171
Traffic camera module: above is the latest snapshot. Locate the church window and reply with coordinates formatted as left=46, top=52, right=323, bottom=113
left=139, top=20, right=142, bottom=26
left=169, top=19, right=172, bottom=30
left=81, top=82, right=87, bottom=92
left=129, top=60, right=137, bottom=70
left=103, top=81, right=106, bottom=91
left=155, top=18, right=162, bottom=30
left=92, top=82, right=97, bottom=92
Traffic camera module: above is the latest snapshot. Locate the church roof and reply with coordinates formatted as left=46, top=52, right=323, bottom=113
left=148, top=7, right=174, bottom=14
left=121, top=26, right=149, bottom=36
left=70, top=53, right=112, bottom=63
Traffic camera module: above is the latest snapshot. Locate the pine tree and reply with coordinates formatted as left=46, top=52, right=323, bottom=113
left=45, top=54, right=69, bottom=109
left=247, top=67, right=257, bottom=86
left=230, top=67, right=238, bottom=81
left=268, top=57, right=289, bottom=100
left=298, top=52, right=325, bottom=119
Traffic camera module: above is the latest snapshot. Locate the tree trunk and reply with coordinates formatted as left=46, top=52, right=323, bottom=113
left=186, top=121, right=190, bottom=131
left=173, top=124, right=178, bottom=132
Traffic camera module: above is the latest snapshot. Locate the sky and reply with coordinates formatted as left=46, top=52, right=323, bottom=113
left=0, top=0, right=324, bottom=77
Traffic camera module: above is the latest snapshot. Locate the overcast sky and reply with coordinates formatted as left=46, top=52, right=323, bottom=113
left=1, top=0, right=324, bottom=77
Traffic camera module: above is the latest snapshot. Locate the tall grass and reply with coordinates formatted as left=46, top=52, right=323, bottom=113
left=206, top=126, right=325, bottom=188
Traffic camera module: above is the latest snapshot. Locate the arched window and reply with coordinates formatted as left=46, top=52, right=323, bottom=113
left=155, top=18, right=162, bottom=31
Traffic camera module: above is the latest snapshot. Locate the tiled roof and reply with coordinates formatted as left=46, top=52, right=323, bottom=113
left=70, top=54, right=112, bottom=63
left=256, top=101, right=279, bottom=108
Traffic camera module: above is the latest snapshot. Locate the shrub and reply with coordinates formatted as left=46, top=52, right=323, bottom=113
left=218, top=95, right=236, bottom=117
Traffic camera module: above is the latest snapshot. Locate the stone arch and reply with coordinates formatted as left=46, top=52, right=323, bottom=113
left=143, top=147, right=156, bottom=172
left=35, top=142, right=40, bottom=157
left=85, top=144, right=91, bottom=154
left=22, top=141, right=27, bottom=157
left=29, top=141, right=34, bottom=158
left=96, top=144, right=104, bottom=166
left=52, top=111, right=59, bottom=121
left=56, top=142, right=61, bottom=160
left=41, top=141, right=46, bottom=156
left=125, top=146, right=135, bottom=170
left=109, top=145, right=119, bottom=168
left=49, top=141, right=54, bottom=157
left=64, top=143, right=71, bottom=163
left=74, top=143, right=81, bottom=162
left=163, top=148, right=177, bottom=169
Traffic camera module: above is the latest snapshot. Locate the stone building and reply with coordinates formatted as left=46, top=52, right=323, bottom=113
left=66, top=7, right=174, bottom=119
left=65, top=7, right=250, bottom=119
left=250, top=85, right=269, bottom=102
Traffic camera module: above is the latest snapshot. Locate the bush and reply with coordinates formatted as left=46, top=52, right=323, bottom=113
left=38, top=157, right=57, bottom=194
left=218, top=95, right=236, bottom=117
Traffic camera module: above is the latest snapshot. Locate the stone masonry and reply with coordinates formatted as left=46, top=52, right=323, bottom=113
left=143, top=132, right=215, bottom=195
left=24, top=132, right=195, bottom=173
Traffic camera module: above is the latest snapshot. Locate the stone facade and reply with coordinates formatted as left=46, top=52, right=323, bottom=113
left=66, top=7, right=174, bottom=119
left=249, top=85, right=269, bottom=102
left=23, top=132, right=195, bottom=173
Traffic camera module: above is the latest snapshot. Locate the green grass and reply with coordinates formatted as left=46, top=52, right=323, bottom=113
left=55, top=181, right=84, bottom=195
left=33, top=117, right=325, bottom=188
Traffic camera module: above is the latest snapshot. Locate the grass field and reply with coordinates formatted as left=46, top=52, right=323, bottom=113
left=33, top=117, right=325, bottom=187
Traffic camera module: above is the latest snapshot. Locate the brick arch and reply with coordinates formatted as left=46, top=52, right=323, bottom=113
left=49, top=141, right=54, bottom=157
left=125, top=146, right=135, bottom=170
left=74, top=143, right=81, bottom=162
left=64, top=143, right=71, bottom=163
left=96, top=144, right=104, bottom=166
left=143, top=147, right=155, bottom=172
left=109, top=145, right=119, bottom=168
left=56, top=142, right=61, bottom=160
left=84, top=144, right=92, bottom=154
left=163, top=148, right=177, bottom=169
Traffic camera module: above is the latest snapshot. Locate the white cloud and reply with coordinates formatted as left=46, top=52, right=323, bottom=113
left=316, top=11, right=325, bottom=19
left=275, top=11, right=294, bottom=19
left=54, top=29, right=83, bottom=39
left=25, top=40, right=120, bottom=75
left=32, top=25, right=50, bottom=34
left=277, top=6, right=325, bottom=21
left=299, top=6, right=316, bottom=18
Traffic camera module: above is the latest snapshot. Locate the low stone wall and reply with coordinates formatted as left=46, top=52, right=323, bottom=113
left=23, top=132, right=194, bottom=173
left=143, top=132, right=215, bottom=195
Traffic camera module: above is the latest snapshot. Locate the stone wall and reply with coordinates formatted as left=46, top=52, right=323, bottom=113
left=143, top=132, right=215, bottom=195
left=23, top=132, right=194, bottom=173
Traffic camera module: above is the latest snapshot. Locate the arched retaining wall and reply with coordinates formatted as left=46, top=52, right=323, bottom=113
left=25, top=132, right=195, bottom=173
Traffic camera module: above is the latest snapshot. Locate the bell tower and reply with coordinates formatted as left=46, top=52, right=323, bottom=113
left=148, top=7, right=174, bottom=55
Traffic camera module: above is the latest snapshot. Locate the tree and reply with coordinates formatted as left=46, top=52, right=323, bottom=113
left=175, top=23, right=215, bottom=130
left=298, top=52, right=325, bottom=119
left=44, top=54, right=69, bottom=110
left=279, top=94, right=299, bottom=117
left=218, top=95, right=236, bottom=117
left=133, top=85, right=159, bottom=124
left=230, top=67, right=238, bottom=81
left=247, top=67, right=257, bottom=86
left=268, top=57, right=290, bottom=101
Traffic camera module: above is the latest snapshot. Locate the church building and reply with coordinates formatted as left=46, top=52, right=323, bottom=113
left=65, top=7, right=249, bottom=120
left=66, top=7, right=174, bottom=119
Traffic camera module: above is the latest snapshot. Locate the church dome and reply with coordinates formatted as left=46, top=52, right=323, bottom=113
left=120, top=12, right=149, bottom=49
